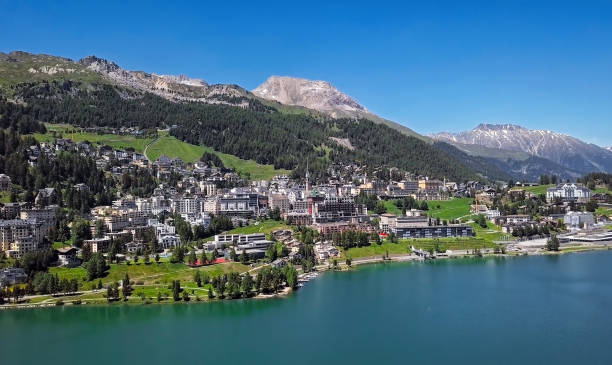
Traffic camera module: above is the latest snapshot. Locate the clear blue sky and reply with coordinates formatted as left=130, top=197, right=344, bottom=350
left=1, top=0, right=611, bottom=146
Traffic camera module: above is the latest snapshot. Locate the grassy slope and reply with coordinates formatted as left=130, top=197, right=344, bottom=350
left=426, top=198, right=473, bottom=220
left=146, top=132, right=290, bottom=180
left=35, top=125, right=290, bottom=180
left=510, top=185, right=552, bottom=196
left=35, top=124, right=153, bottom=152
left=342, top=238, right=497, bottom=259
left=51, top=260, right=249, bottom=288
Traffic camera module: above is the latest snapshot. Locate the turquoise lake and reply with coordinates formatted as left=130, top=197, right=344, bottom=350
left=2, top=251, right=612, bottom=364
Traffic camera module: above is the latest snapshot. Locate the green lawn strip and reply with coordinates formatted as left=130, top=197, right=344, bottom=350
left=342, top=238, right=497, bottom=259
left=425, top=198, right=473, bottom=220
left=0, top=192, right=11, bottom=203
left=596, top=207, right=612, bottom=217
left=51, top=261, right=250, bottom=290
left=34, top=124, right=152, bottom=152
left=509, top=185, right=552, bottom=196
left=383, top=200, right=402, bottom=215
left=145, top=132, right=289, bottom=180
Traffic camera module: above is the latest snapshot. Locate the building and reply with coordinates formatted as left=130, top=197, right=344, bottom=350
left=546, top=183, right=591, bottom=203
left=84, top=237, right=112, bottom=253
left=564, top=211, right=595, bottom=230
left=269, top=194, right=290, bottom=212
left=56, top=247, right=79, bottom=267
left=158, top=234, right=181, bottom=250
left=394, top=225, right=474, bottom=239
left=418, top=178, right=444, bottom=192
left=0, top=174, right=11, bottom=191
left=379, top=210, right=429, bottom=233
left=171, top=197, right=203, bottom=215
left=0, top=268, right=27, bottom=286
left=0, top=219, right=45, bottom=258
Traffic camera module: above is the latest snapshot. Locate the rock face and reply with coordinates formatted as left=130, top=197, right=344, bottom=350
left=253, top=76, right=367, bottom=118
left=78, top=55, right=247, bottom=104
left=431, top=124, right=612, bottom=173
left=253, top=75, right=424, bottom=139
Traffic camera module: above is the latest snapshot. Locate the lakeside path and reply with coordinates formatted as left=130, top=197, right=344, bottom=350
left=4, top=246, right=611, bottom=310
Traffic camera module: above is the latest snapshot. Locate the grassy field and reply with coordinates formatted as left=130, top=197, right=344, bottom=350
left=0, top=192, right=11, bottom=203
left=383, top=200, right=402, bottom=215
left=510, top=185, right=552, bottom=196
left=35, top=125, right=153, bottom=152
left=342, top=237, right=498, bottom=259
left=35, top=125, right=290, bottom=180
left=426, top=198, right=472, bottom=220
left=597, top=207, right=612, bottom=217
left=51, top=261, right=249, bottom=289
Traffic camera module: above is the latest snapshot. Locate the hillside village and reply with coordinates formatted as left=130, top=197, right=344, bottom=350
left=1, top=124, right=611, bottom=307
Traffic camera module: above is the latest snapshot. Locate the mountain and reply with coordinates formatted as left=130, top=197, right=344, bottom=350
left=78, top=56, right=249, bottom=105
left=0, top=51, right=488, bottom=182
left=253, top=76, right=422, bottom=139
left=431, top=124, right=612, bottom=175
left=0, top=51, right=251, bottom=108
left=607, top=147, right=612, bottom=152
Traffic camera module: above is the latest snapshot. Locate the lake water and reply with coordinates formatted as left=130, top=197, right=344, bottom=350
left=2, top=251, right=612, bottom=364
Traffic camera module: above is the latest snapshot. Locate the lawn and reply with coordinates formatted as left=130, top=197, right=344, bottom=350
left=51, top=261, right=249, bottom=289
left=145, top=132, right=290, bottom=180
left=202, top=220, right=291, bottom=242
left=426, top=198, right=472, bottom=220
left=341, top=237, right=498, bottom=259
left=510, top=185, right=552, bottom=196
left=0, top=192, right=11, bottom=203
left=36, top=125, right=290, bottom=180
left=35, top=124, right=153, bottom=152
left=383, top=200, right=402, bottom=215
left=596, top=207, right=612, bottom=217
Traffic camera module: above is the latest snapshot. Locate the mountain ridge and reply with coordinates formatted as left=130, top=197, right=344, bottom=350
left=431, top=123, right=612, bottom=174
left=253, top=75, right=424, bottom=139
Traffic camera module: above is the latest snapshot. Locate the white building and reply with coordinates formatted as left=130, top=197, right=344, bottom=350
left=564, top=211, right=595, bottom=230
left=546, top=183, right=591, bottom=203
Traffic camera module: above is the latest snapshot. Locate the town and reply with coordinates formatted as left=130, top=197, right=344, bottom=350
left=1, top=126, right=611, bottom=307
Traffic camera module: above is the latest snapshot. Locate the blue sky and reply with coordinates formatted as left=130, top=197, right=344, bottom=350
left=1, top=0, right=611, bottom=145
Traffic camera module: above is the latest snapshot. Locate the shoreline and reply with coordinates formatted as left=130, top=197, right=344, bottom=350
left=2, top=245, right=610, bottom=311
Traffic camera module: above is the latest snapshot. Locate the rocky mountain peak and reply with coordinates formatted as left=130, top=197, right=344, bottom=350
left=253, top=76, right=367, bottom=118
left=431, top=123, right=612, bottom=174
left=78, top=55, right=122, bottom=74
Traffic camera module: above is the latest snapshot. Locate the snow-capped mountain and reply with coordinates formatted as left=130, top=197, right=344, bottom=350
left=431, top=124, right=612, bottom=173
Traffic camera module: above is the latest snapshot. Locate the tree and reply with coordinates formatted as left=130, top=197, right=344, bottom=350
left=240, top=249, right=249, bottom=264
left=81, top=243, right=92, bottom=263
left=188, top=250, right=197, bottom=266
left=97, top=280, right=103, bottom=290
left=546, top=235, right=560, bottom=251
left=285, top=265, right=298, bottom=289
left=241, top=274, right=254, bottom=296
left=122, top=273, right=132, bottom=299
left=346, top=258, right=352, bottom=267
left=86, top=253, right=108, bottom=281
left=71, top=219, right=92, bottom=248
left=94, top=219, right=105, bottom=238
left=155, top=254, right=160, bottom=264
left=230, top=247, right=237, bottom=262
left=172, top=280, right=181, bottom=301
left=194, top=271, right=202, bottom=287
left=143, top=252, right=150, bottom=264
left=182, top=290, right=190, bottom=301
left=170, top=246, right=185, bottom=263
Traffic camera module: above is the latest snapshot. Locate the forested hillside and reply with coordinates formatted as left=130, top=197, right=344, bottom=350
left=2, top=80, right=482, bottom=181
